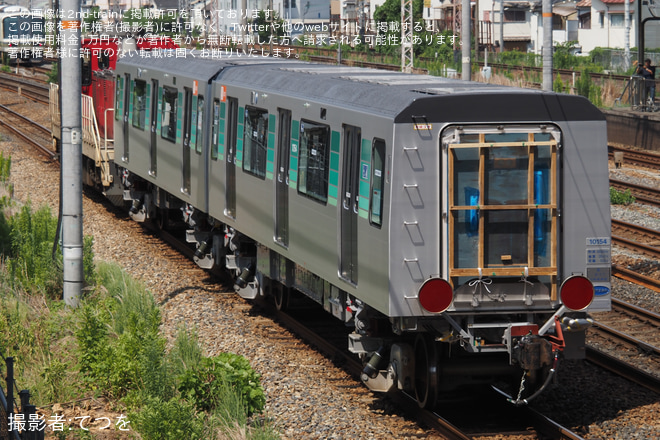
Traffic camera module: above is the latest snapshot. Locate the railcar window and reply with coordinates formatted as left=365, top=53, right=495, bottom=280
left=132, top=80, right=147, bottom=130
left=369, top=139, right=386, bottom=227
left=298, top=120, right=330, bottom=203
left=446, top=127, right=559, bottom=292
left=242, top=106, right=269, bottom=179
left=195, top=95, right=204, bottom=154
left=211, top=99, right=220, bottom=160
left=161, top=86, right=178, bottom=142
left=98, top=51, right=110, bottom=70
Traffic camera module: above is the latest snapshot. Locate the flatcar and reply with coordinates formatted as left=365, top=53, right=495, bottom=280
left=50, top=36, right=178, bottom=205
left=61, top=52, right=612, bottom=407
left=0, top=7, right=44, bottom=65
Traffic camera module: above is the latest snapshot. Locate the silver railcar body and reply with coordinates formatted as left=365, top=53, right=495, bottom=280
left=113, top=53, right=611, bottom=406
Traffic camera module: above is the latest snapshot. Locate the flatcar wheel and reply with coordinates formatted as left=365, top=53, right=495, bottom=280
left=414, top=333, right=438, bottom=408
left=273, top=283, right=289, bottom=311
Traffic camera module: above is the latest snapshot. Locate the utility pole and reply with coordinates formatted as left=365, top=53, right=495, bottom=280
left=474, top=0, right=479, bottom=63
left=461, top=0, right=470, bottom=80
left=541, top=0, right=554, bottom=92
left=241, top=0, right=248, bottom=53
left=60, top=0, right=83, bottom=306
left=624, top=0, right=630, bottom=70
left=401, top=0, right=413, bottom=72
left=542, top=0, right=552, bottom=91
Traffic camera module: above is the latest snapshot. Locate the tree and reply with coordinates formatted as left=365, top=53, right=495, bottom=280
left=373, top=0, right=428, bottom=55
left=253, top=10, right=286, bottom=44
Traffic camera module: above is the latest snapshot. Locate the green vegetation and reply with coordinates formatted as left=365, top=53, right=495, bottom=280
left=610, top=187, right=636, bottom=205
left=47, top=63, right=58, bottom=84
left=0, top=156, right=278, bottom=439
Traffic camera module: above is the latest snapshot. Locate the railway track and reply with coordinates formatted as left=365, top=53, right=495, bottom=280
left=612, top=218, right=660, bottom=245
left=609, top=145, right=660, bottom=170
left=610, top=178, right=660, bottom=208
left=271, top=298, right=584, bottom=440
left=611, top=218, right=660, bottom=260
left=612, top=264, right=660, bottom=292
left=0, top=103, right=57, bottom=160
left=0, top=72, right=50, bottom=104
left=588, top=298, right=660, bottom=394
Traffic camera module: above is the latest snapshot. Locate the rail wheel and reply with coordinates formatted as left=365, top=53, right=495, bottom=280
left=273, top=282, right=290, bottom=311
left=414, top=333, right=439, bottom=408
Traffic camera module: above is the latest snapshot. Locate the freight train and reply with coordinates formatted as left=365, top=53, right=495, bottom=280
left=51, top=50, right=612, bottom=407
left=0, top=6, right=44, bottom=64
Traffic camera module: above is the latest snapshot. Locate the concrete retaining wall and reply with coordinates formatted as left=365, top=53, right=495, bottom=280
left=603, top=109, right=660, bottom=152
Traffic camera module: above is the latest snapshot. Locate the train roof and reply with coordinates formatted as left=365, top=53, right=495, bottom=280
left=118, top=52, right=605, bottom=123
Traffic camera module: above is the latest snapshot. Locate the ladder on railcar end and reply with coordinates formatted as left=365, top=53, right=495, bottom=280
left=48, top=83, right=60, bottom=150
left=81, top=93, right=115, bottom=187
left=49, top=84, right=115, bottom=188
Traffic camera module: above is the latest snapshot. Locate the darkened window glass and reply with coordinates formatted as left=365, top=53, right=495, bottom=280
left=369, top=139, right=386, bottom=227
left=195, top=95, right=204, bottom=154
left=298, top=120, right=330, bottom=203
left=242, top=106, right=269, bottom=179
left=211, top=99, right=220, bottom=160
left=132, top=79, right=147, bottom=130
left=114, top=76, right=122, bottom=121
left=161, top=86, right=178, bottom=142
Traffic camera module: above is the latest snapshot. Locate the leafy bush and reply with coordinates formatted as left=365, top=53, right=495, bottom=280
left=178, top=353, right=266, bottom=416
left=130, top=396, right=205, bottom=440
left=553, top=73, right=565, bottom=93
left=47, top=63, right=58, bottom=83
left=7, top=204, right=61, bottom=296
left=77, top=262, right=165, bottom=398
left=610, top=187, right=636, bottom=205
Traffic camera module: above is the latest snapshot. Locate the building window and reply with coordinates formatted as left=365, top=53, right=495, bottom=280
left=503, top=10, right=526, bottom=22
left=298, top=120, right=330, bottom=203
left=243, top=106, right=269, bottom=179
left=610, top=13, right=630, bottom=28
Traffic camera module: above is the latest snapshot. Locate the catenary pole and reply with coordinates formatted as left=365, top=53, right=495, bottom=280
left=461, top=0, right=470, bottom=80
left=542, top=0, right=552, bottom=90
left=624, top=0, right=630, bottom=70
left=60, top=0, right=83, bottom=306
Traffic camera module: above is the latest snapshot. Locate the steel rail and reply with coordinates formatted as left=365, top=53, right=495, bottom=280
left=612, top=235, right=660, bottom=259
left=609, top=145, right=660, bottom=169
left=591, top=322, right=660, bottom=357
left=613, top=297, right=660, bottom=324
left=610, top=179, right=660, bottom=208
left=585, top=347, right=660, bottom=395
left=0, top=72, right=50, bottom=104
left=612, top=264, right=660, bottom=292
left=0, top=106, right=57, bottom=160
left=0, top=103, right=51, bottom=137
left=611, top=218, right=660, bottom=242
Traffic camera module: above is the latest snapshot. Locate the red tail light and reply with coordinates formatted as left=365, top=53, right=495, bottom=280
left=418, top=278, right=453, bottom=313
left=560, top=276, right=594, bottom=311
